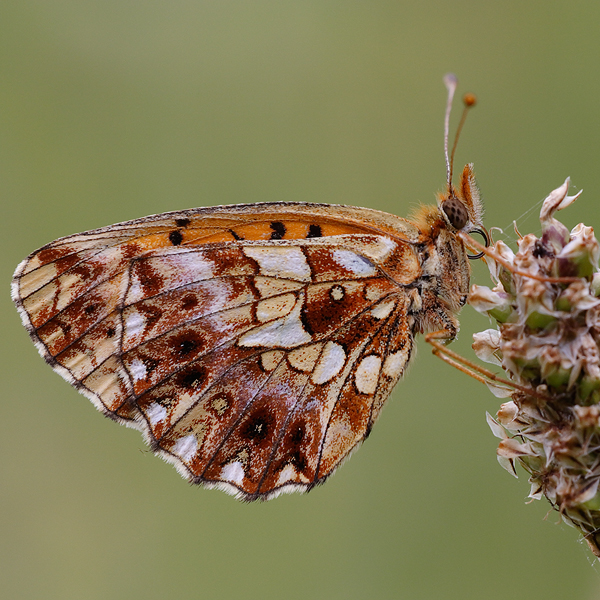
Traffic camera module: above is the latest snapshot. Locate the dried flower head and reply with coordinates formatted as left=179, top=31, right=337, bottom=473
left=469, top=178, right=600, bottom=557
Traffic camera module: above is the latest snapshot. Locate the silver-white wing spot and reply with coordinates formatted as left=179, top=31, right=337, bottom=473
left=331, top=249, right=377, bottom=277
left=238, top=293, right=311, bottom=348
left=383, top=347, right=410, bottom=378
left=371, top=299, right=395, bottom=320
left=243, top=247, right=311, bottom=282
left=146, top=403, right=167, bottom=426
left=355, top=355, right=382, bottom=395
left=125, top=311, right=145, bottom=337
left=129, top=358, right=147, bottom=382
left=312, top=341, right=346, bottom=384
left=125, top=252, right=216, bottom=304
left=172, top=434, right=198, bottom=463
left=221, top=462, right=245, bottom=485
left=276, top=464, right=309, bottom=486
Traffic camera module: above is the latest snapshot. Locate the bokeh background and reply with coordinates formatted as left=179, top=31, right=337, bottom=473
left=2, top=2, right=600, bottom=599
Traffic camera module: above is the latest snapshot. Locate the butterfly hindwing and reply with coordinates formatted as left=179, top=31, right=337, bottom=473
left=12, top=203, right=419, bottom=499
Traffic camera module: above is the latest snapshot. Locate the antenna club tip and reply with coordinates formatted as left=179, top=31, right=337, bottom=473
left=443, top=73, right=458, bottom=90
left=463, top=93, right=477, bottom=107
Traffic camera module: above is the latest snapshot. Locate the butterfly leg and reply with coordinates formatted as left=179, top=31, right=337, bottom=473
left=419, top=289, right=545, bottom=396
left=425, top=331, right=551, bottom=400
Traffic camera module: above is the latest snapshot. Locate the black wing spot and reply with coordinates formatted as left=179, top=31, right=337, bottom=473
left=106, top=327, right=116, bottom=338
left=242, top=410, right=274, bottom=442
left=230, top=229, right=243, bottom=241
left=180, top=367, right=205, bottom=390
left=289, top=450, right=307, bottom=471
left=175, top=218, right=191, bottom=228
left=142, top=356, right=159, bottom=375
left=169, top=230, right=184, bottom=246
left=307, top=224, right=322, bottom=238
left=174, top=337, right=199, bottom=358
left=300, top=303, right=315, bottom=336
left=84, top=304, right=97, bottom=315
left=180, top=294, right=198, bottom=310
left=290, top=423, right=304, bottom=445
left=270, top=221, right=286, bottom=240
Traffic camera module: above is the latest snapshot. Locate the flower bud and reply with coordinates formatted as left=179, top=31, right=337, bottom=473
left=472, top=329, right=502, bottom=366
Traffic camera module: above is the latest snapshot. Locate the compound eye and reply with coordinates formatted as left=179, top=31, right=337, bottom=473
left=442, top=196, right=468, bottom=230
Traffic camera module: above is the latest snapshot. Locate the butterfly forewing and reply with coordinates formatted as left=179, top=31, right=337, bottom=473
left=13, top=203, right=421, bottom=499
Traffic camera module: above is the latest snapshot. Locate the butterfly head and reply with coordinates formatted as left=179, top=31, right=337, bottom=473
left=439, top=163, right=484, bottom=235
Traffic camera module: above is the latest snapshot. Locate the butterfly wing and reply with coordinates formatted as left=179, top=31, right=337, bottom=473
left=12, top=202, right=418, bottom=500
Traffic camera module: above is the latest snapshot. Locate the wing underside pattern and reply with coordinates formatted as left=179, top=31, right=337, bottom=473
left=12, top=205, right=418, bottom=499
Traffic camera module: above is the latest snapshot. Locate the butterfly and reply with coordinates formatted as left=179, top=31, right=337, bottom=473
left=11, top=75, right=486, bottom=500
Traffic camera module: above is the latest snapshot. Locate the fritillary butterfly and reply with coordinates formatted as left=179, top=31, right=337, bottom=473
left=12, top=76, right=486, bottom=500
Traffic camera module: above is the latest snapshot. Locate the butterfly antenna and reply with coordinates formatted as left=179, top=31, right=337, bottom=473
left=443, top=73, right=458, bottom=188
left=449, top=92, right=477, bottom=183
left=443, top=74, right=477, bottom=191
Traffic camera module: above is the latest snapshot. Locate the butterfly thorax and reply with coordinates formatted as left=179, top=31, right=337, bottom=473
left=403, top=164, right=485, bottom=339
left=391, top=215, right=466, bottom=340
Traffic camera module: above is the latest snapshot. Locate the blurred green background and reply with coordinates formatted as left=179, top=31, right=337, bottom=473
left=2, top=2, right=600, bottom=599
